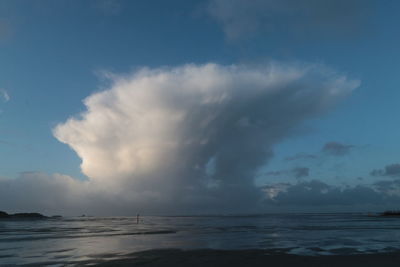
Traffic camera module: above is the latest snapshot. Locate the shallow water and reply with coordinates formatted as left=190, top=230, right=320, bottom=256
left=1, top=213, right=400, bottom=265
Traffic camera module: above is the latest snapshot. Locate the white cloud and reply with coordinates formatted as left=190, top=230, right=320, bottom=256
left=0, top=88, right=10, bottom=102
left=48, top=62, right=359, bottom=214
left=0, top=62, right=361, bottom=215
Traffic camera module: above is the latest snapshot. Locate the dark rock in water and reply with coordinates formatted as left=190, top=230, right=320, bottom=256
left=0, top=211, right=10, bottom=218
left=11, top=213, right=47, bottom=219
left=0, top=211, right=48, bottom=220
left=381, top=211, right=400, bottom=216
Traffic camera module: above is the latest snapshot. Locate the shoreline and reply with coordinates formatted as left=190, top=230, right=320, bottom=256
left=80, top=249, right=400, bottom=267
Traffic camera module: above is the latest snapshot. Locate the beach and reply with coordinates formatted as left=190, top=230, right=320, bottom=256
left=86, top=249, right=400, bottom=267
left=2, top=213, right=400, bottom=265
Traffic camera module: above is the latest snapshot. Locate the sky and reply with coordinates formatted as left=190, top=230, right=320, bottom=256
left=1, top=0, right=400, bottom=215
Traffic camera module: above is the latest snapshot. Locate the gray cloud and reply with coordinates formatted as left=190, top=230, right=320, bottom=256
left=370, top=169, right=384, bottom=176
left=322, top=141, right=354, bottom=156
left=373, top=179, right=400, bottom=196
left=285, top=153, right=317, bottom=161
left=264, top=180, right=399, bottom=209
left=293, top=167, right=309, bottom=179
left=0, top=172, right=88, bottom=215
left=94, top=0, right=122, bottom=16
left=371, top=163, right=400, bottom=177
left=264, top=170, right=285, bottom=177
left=207, top=0, right=373, bottom=41
left=381, top=164, right=400, bottom=176
left=264, top=167, right=309, bottom=179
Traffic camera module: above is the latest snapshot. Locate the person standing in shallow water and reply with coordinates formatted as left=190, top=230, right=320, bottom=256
left=136, top=214, right=139, bottom=224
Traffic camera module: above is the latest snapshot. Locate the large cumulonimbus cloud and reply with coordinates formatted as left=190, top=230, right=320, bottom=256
left=50, top=63, right=358, bottom=213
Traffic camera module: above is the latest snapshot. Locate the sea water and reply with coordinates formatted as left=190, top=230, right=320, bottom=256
left=1, top=213, right=400, bottom=265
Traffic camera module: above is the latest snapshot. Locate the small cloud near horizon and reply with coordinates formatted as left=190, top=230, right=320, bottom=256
left=264, top=179, right=400, bottom=207
left=322, top=141, right=354, bottom=156
left=370, top=163, right=400, bottom=177
left=264, top=167, right=309, bottom=179
left=285, top=153, right=317, bottom=161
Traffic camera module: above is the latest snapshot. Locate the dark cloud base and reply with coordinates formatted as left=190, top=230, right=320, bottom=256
left=371, top=163, right=400, bottom=177
left=263, top=179, right=400, bottom=212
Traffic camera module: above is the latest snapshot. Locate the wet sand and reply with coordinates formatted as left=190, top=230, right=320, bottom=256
left=85, top=249, right=400, bottom=267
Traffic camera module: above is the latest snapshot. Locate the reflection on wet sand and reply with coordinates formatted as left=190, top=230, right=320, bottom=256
left=2, top=214, right=400, bottom=265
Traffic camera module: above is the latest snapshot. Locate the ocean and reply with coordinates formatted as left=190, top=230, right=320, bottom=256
left=1, top=213, right=400, bottom=266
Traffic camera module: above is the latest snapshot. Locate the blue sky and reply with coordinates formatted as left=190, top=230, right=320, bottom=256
left=1, top=0, right=226, bottom=179
left=1, top=0, right=400, bottom=214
